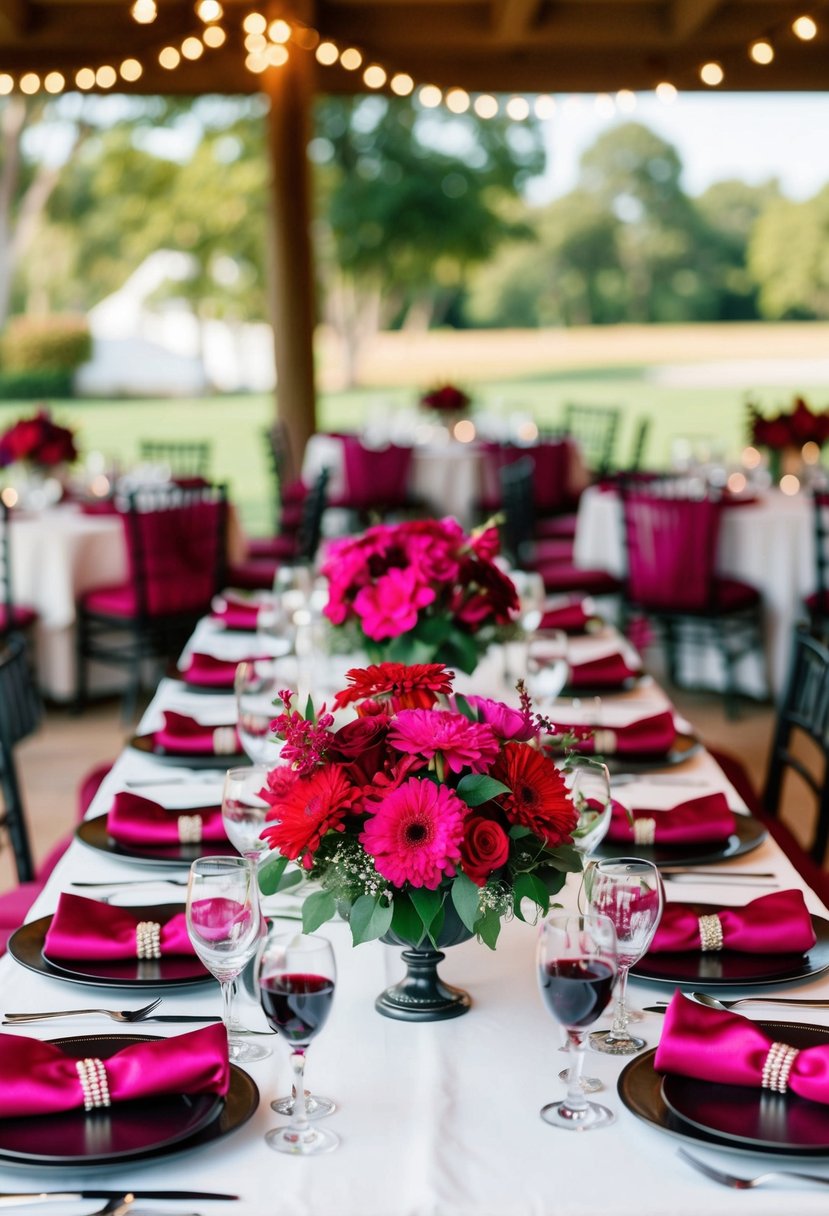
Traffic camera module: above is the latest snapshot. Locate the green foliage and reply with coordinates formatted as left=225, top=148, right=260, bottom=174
left=0, top=369, right=72, bottom=398
left=748, top=186, right=829, bottom=319
left=1, top=314, right=90, bottom=372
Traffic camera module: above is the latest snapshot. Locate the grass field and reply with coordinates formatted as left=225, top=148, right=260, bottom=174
left=4, top=321, right=829, bottom=534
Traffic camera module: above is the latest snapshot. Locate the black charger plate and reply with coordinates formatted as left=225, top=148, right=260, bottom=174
left=76, top=814, right=221, bottom=868
left=0, top=1033, right=258, bottom=1167
left=129, top=732, right=248, bottom=767
left=594, top=813, right=766, bottom=869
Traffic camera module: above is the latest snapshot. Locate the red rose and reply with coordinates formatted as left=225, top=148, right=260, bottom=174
left=461, top=815, right=510, bottom=886
left=327, top=715, right=391, bottom=786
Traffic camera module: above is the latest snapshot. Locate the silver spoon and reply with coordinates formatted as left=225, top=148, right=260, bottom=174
left=691, top=991, right=829, bottom=1012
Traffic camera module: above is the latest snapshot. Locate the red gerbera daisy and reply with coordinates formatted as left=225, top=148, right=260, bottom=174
left=260, top=764, right=357, bottom=868
left=493, top=742, right=577, bottom=847
left=333, top=662, right=454, bottom=713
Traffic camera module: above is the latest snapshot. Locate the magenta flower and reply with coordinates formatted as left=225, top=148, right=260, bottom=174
left=353, top=567, right=436, bottom=641
left=388, top=709, right=499, bottom=774
left=361, top=777, right=466, bottom=889
left=464, top=695, right=538, bottom=742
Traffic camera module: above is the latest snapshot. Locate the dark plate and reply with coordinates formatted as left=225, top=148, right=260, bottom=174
left=164, top=664, right=239, bottom=694
left=562, top=676, right=642, bottom=696
left=595, top=812, right=766, bottom=870
left=618, top=1022, right=829, bottom=1158
left=8, top=904, right=211, bottom=989
left=76, top=815, right=223, bottom=868
left=632, top=909, right=829, bottom=987
left=129, top=732, right=248, bottom=767
left=0, top=1033, right=258, bottom=1168
left=604, top=731, right=702, bottom=772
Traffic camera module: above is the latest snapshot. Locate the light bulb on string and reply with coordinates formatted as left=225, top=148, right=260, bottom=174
left=793, top=15, right=817, bottom=39
left=130, top=0, right=156, bottom=23
left=749, top=39, right=774, bottom=64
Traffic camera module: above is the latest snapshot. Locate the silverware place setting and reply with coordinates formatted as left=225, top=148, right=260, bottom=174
left=677, top=1148, right=829, bottom=1189
left=3, top=998, right=223, bottom=1025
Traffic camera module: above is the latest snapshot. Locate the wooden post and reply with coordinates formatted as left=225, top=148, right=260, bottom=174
left=265, top=44, right=317, bottom=476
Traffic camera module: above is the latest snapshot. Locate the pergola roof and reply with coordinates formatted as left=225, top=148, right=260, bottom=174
left=2, top=0, right=828, bottom=94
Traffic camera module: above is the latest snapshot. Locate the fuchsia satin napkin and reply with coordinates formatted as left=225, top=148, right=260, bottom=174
left=649, top=889, right=816, bottom=954
left=655, top=993, right=829, bottom=1105
left=0, top=1024, right=229, bottom=1118
left=539, top=599, right=591, bottom=634
left=606, top=791, right=736, bottom=846
left=43, top=892, right=195, bottom=960
left=153, top=711, right=240, bottom=756
left=180, top=653, right=254, bottom=688
left=107, top=791, right=228, bottom=846
left=547, top=709, right=676, bottom=756
left=211, top=595, right=260, bottom=631
left=567, top=652, right=640, bottom=689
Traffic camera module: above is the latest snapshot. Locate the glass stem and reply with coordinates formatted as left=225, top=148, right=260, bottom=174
left=288, top=1050, right=310, bottom=1138
left=221, top=977, right=236, bottom=1035
left=564, top=1031, right=588, bottom=1113
left=609, top=964, right=631, bottom=1038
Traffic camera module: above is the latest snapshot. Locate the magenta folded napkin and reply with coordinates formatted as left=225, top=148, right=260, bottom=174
left=43, top=891, right=195, bottom=959
left=606, top=791, right=736, bottom=846
left=152, top=711, right=240, bottom=756
left=539, top=599, right=591, bottom=633
left=567, top=651, right=640, bottom=689
left=547, top=709, right=676, bottom=756
left=180, top=652, right=255, bottom=688
left=107, top=791, right=228, bottom=846
left=0, top=1024, right=229, bottom=1117
left=649, top=888, right=816, bottom=954
left=211, top=595, right=260, bottom=631
left=655, top=993, right=829, bottom=1106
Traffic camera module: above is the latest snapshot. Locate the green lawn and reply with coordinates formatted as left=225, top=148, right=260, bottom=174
left=2, top=345, right=825, bottom=535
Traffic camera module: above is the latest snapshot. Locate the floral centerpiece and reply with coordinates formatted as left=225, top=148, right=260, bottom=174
left=0, top=408, right=78, bottom=471
left=420, top=383, right=471, bottom=417
left=321, top=517, right=520, bottom=674
left=257, top=662, right=580, bottom=1019
left=747, top=397, right=829, bottom=480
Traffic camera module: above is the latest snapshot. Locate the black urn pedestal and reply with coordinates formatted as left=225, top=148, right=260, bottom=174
left=376, top=908, right=473, bottom=1022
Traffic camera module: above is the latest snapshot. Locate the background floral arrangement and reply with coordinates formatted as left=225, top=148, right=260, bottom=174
left=420, top=383, right=471, bottom=415
left=321, top=517, right=520, bottom=674
left=0, top=408, right=78, bottom=469
left=258, top=662, right=581, bottom=950
left=747, top=396, right=829, bottom=449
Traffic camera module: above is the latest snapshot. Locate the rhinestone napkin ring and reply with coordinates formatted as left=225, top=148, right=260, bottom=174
left=762, top=1041, right=800, bottom=1094
left=178, top=813, right=203, bottom=844
left=212, top=726, right=237, bottom=755
left=76, top=1057, right=111, bottom=1111
left=135, top=919, right=162, bottom=959
left=697, top=913, right=724, bottom=952
left=633, top=817, right=656, bottom=846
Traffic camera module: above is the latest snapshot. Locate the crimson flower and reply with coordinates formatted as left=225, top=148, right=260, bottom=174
left=389, top=709, right=500, bottom=775
left=493, top=742, right=577, bottom=847
left=361, top=777, right=466, bottom=889
left=461, top=816, right=510, bottom=886
left=333, top=662, right=454, bottom=713
left=260, top=764, right=356, bottom=867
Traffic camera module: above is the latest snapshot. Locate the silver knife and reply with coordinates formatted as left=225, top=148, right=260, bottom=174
left=3, top=1015, right=222, bottom=1024
left=0, top=1192, right=239, bottom=1206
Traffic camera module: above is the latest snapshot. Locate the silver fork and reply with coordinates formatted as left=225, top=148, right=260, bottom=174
left=4, top=998, right=162, bottom=1025
left=678, top=1148, right=829, bottom=1188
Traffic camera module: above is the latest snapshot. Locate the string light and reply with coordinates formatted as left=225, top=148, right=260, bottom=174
left=195, top=0, right=222, bottom=21
left=506, top=96, right=530, bottom=120
left=95, top=64, right=117, bottom=87
left=43, top=70, right=65, bottom=93
left=19, top=72, right=39, bottom=94
left=245, top=51, right=268, bottom=73
left=75, top=67, right=95, bottom=89
left=203, top=25, right=226, bottom=47
left=418, top=84, right=442, bottom=107
left=268, top=19, right=291, bottom=43
left=339, top=47, right=362, bottom=70
left=473, top=94, right=498, bottom=118
left=159, top=46, right=181, bottom=69
left=120, top=58, right=143, bottom=80
left=245, top=32, right=266, bottom=51
left=616, top=88, right=636, bottom=111
left=534, top=95, right=555, bottom=118
left=699, top=61, right=724, bottom=85
left=181, top=36, right=204, bottom=59
left=130, top=0, right=156, bottom=22
left=315, top=41, right=338, bottom=65
left=0, top=74, right=12, bottom=95
left=445, top=87, right=470, bottom=113
left=242, top=12, right=266, bottom=34
left=363, top=64, right=387, bottom=89
left=267, top=43, right=288, bottom=66
left=390, top=72, right=414, bottom=96
left=655, top=81, right=677, bottom=102
left=793, top=14, right=818, bottom=39
left=749, top=39, right=774, bottom=64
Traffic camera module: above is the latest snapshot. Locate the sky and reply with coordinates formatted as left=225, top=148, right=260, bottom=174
left=528, top=91, right=829, bottom=204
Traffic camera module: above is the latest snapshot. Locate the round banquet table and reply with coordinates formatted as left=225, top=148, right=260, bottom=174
left=574, top=485, right=814, bottom=696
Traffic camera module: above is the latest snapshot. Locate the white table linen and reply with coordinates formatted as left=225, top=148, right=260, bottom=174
left=2, top=634, right=829, bottom=1212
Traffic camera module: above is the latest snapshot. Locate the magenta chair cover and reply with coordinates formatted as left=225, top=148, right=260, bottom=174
left=623, top=492, right=722, bottom=612
left=480, top=441, right=571, bottom=514
left=342, top=438, right=414, bottom=510
left=124, top=497, right=225, bottom=618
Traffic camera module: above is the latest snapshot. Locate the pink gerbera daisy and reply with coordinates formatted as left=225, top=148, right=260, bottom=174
left=361, top=777, right=466, bottom=889
left=388, top=709, right=500, bottom=774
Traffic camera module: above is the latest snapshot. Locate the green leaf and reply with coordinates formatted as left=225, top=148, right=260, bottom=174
left=387, top=635, right=436, bottom=665
left=512, top=872, right=551, bottom=920
left=447, top=629, right=482, bottom=676
left=303, top=693, right=316, bottom=723
left=426, top=904, right=445, bottom=949
left=275, top=868, right=303, bottom=893
left=535, top=867, right=569, bottom=900
left=508, top=824, right=533, bottom=839
left=456, top=773, right=511, bottom=807
left=415, top=616, right=452, bottom=645
left=475, top=907, right=502, bottom=950
left=349, top=894, right=393, bottom=945
left=410, top=886, right=443, bottom=935
left=451, top=872, right=481, bottom=933
left=453, top=693, right=476, bottom=722
left=542, top=844, right=584, bottom=873
left=302, top=889, right=337, bottom=934
left=390, top=892, right=425, bottom=945
left=257, top=852, right=289, bottom=897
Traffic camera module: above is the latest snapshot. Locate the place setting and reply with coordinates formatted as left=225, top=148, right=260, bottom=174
left=128, top=700, right=248, bottom=768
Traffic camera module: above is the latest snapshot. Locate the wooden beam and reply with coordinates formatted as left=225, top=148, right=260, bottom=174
left=0, top=0, right=28, bottom=36
left=669, top=0, right=722, bottom=41
left=491, top=0, right=543, bottom=43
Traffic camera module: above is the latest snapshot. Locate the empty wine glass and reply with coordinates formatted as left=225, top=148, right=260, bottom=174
left=258, top=928, right=339, bottom=1155
left=234, top=658, right=296, bottom=764
left=537, top=912, right=618, bottom=1131
left=585, top=858, right=664, bottom=1055
left=186, top=856, right=270, bottom=1064
left=221, top=765, right=272, bottom=864
left=568, top=759, right=613, bottom=860
left=526, top=629, right=570, bottom=701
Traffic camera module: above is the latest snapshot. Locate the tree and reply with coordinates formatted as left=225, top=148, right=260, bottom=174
left=696, top=178, right=780, bottom=320
left=749, top=187, right=829, bottom=319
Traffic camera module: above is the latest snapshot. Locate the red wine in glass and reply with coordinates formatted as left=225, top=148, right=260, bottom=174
left=260, top=973, right=335, bottom=1047
left=539, top=958, right=615, bottom=1029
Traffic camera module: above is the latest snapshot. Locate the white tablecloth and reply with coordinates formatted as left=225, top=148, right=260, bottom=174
left=10, top=506, right=127, bottom=700
left=574, top=487, right=814, bottom=696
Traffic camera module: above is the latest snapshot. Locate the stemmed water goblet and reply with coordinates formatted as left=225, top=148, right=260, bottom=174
left=525, top=628, right=570, bottom=702
left=221, top=765, right=273, bottom=864
left=234, top=659, right=296, bottom=765
left=258, top=927, right=339, bottom=1154
left=585, top=858, right=664, bottom=1055
left=186, top=855, right=270, bottom=1064
left=537, top=911, right=618, bottom=1131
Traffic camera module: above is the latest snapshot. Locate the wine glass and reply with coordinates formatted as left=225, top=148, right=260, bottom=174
left=234, top=658, right=296, bottom=764
left=585, top=858, right=664, bottom=1055
left=526, top=628, right=570, bottom=701
left=537, top=912, right=618, bottom=1131
left=258, top=928, right=339, bottom=1155
left=221, top=765, right=272, bottom=864
left=186, top=856, right=270, bottom=1064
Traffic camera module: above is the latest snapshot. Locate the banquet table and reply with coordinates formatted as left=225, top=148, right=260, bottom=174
left=574, top=485, right=815, bottom=697
left=3, top=618, right=829, bottom=1215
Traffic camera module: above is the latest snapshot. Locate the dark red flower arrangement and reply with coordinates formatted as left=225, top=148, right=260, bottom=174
left=0, top=409, right=78, bottom=469
left=257, top=662, right=580, bottom=950
left=748, top=397, right=829, bottom=449
left=420, top=383, right=472, bottom=415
